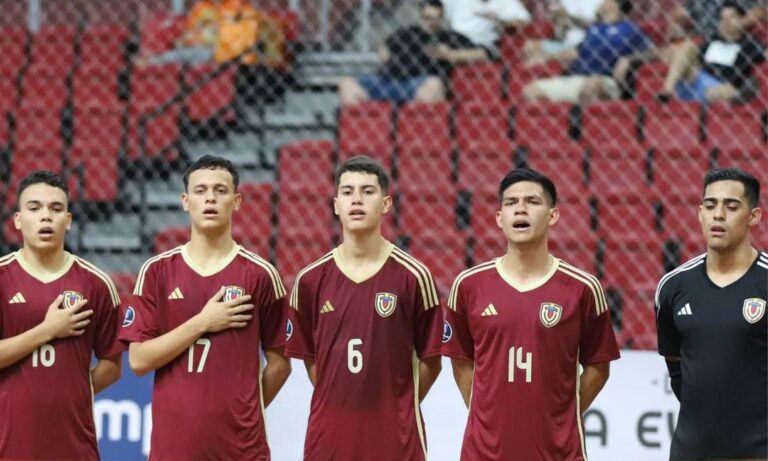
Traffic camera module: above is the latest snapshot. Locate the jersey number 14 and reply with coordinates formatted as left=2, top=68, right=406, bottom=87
left=508, top=346, right=532, bottom=383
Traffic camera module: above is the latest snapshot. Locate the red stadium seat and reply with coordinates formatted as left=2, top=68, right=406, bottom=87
left=469, top=190, right=500, bottom=238
left=153, top=226, right=189, bottom=254
left=451, top=62, right=503, bottom=103
left=601, top=238, right=666, bottom=288
left=455, top=100, right=513, bottom=154
left=14, top=107, right=63, bottom=152
left=508, top=60, right=563, bottom=101
left=756, top=62, right=768, bottom=107
left=79, top=24, right=130, bottom=75
left=515, top=101, right=574, bottom=150
left=458, top=147, right=515, bottom=192
left=184, top=63, right=237, bottom=123
left=581, top=101, right=641, bottom=148
left=651, top=146, right=710, bottom=203
left=0, top=27, right=28, bottom=78
left=0, top=77, right=17, bottom=147
left=588, top=143, right=650, bottom=197
left=28, top=25, right=76, bottom=75
left=660, top=202, right=701, bottom=245
left=706, top=102, right=765, bottom=153
left=139, top=14, right=186, bottom=55
left=73, top=72, right=123, bottom=111
left=406, top=229, right=468, bottom=297
left=127, top=64, right=182, bottom=160
left=399, top=187, right=461, bottom=237
left=337, top=101, right=394, bottom=169
left=548, top=199, right=595, bottom=247
left=5, top=150, right=63, bottom=207
left=397, top=145, right=454, bottom=192
left=635, top=61, right=667, bottom=104
left=109, top=272, right=137, bottom=303
left=524, top=143, right=588, bottom=202
left=20, top=70, right=69, bottom=111
left=3, top=215, right=21, bottom=248
left=68, top=146, right=120, bottom=202
left=596, top=193, right=659, bottom=243
left=233, top=182, right=275, bottom=257
left=644, top=101, right=702, bottom=150
left=276, top=228, right=334, bottom=285
left=277, top=140, right=335, bottom=194
left=396, top=101, right=452, bottom=153
left=501, top=21, right=555, bottom=67
left=615, top=283, right=657, bottom=350
left=551, top=237, right=598, bottom=275
left=470, top=231, right=505, bottom=265
left=278, top=185, right=335, bottom=237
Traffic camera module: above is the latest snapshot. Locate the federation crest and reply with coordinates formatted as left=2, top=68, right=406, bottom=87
left=223, top=286, right=246, bottom=302
left=742, top=298, right=766, bottom=324
left=123, top=306, right=136, bottom=328
left=62, top=291, right=84, bottom=309
left=286, top=319, right=294, bottom=340
left=540, top=302, right=563, bottom=328
left=442, top=321, right=453, bottom=343
left=375, top=292, right=398, bottom=318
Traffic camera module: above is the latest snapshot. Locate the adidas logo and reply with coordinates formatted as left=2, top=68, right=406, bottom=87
left=168, top=287, right=184, bottom=300
left=8, top=292, right=26, bottom=304
left=481, top=304, right=498, bottom=317
left=320, top=301, right=334, bottom=314
left=676, top=303, right=693, bottom=316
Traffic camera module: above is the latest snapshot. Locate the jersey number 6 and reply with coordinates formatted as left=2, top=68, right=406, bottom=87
left=347, top=338, right=363, bottom=374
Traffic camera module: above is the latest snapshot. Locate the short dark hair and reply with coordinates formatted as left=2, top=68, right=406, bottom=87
left=617, top=0, right=633, bottom=15
left=703, top=167, right=760, bottom=208
left=335, top=155, right=390, bottom=195
left=183, top=155, right=240, bottom=190
left=498, top=168, right=558, bottom=207
left=17, top=171, right=69, bottom=208
left=420, top=0, right=443, bottom=11
left=720, top=0, right=747, bottom=16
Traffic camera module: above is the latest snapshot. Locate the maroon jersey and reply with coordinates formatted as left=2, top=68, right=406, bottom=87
left=119, top=244, right=286, bottom=461
left=285, top=243, right=443, bottom=461
left=0, top=251, right=122, bottom=461
left=442, top=257, right=620, bottom=461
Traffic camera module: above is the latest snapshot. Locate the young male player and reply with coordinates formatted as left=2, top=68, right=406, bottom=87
left=442, top=167, right=620, bottom=460
left=0, top=171, right=123, bottom=460
left=120, top=155, right=290, bottom=460
left=655, top=168, right=766, bottom=460
left=285, top=155, right=443, bottom=461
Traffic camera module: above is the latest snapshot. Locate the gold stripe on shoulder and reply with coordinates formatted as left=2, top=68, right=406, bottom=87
left=391, top=248, right=440, bottom=307
left=390, top=248, right=439, bottom=310
left=74, top=256, right=121, bottom=307
left=238, top=249, right=286, bottom=299
left=134, top=247, right=183, bottom=296
left=0, top=252, right=18, bottom=268
left=557, top=263, right=607, bottom=316
left=448, top=260, right=496, bottom=310
left=290, top=252, right=334, bottom=309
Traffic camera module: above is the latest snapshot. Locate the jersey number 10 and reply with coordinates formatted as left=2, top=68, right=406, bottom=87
left=31, top=344, right=56, bottom=367
left=508, top=346, right=532, bottom=383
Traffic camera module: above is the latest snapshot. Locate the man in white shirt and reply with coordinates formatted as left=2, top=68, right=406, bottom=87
left=443, top=0, right=530, bottom=58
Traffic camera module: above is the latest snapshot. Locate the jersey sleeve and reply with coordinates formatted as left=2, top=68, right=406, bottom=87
left=92, top=274, right=125, bottom=358
left=655, top=279, right=680, bottom=357
left=413, top=268, right=443, bottom=359
left=119, top=262, right=160, bottom=345
left=256, top=265, right=288, bottom=350
left=579, top=280, right=620, bottom=365
left=441, top=277, right=474, bottom=360
left=284, top=276, right=315, bottom=360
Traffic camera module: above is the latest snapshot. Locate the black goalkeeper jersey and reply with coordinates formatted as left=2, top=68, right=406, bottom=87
left=655, top=250, right=768, bottom=460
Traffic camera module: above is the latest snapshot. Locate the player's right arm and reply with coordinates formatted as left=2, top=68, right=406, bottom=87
left=0, top=295, right=92, bottom=369
left=127, top=286, right=254, bottom=376
left=451, top=358, right=474, bottom=407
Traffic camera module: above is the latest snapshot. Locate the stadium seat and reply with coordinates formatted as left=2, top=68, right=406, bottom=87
left=635, top=61, right=667, bottom=104
left=451, top=62, right=504, bottom=103
left=455, top=100, right=513, bottom=154
left=69, top=106, right=124, bottom=202
left=551, top=237, right=598, bottom=275
left=233, top=182, right=275, bottom=257
left=109, top=272, right=137, bottom=303
left=73, top=72, right=123, bottom=111
left=470, top=230, right=506, bottom=265
left=14, top=106, right=64, bottom=153
left=79, top=24, right=130, bottom=75
left=601, top=238, right=666, bottom=288
left=596, top=192, right=659, bottom=243
left=524, top=144, right=588, bottom=202
left=581, top=101, right=641, bottom=148
left=184, top=63, right=237, bottom=123
left=469, top=190, right=500, bottom=238
left=277, top=140, right=335, bottom=194
left=153, top=226, right=189, bottom=254
left=501, top=21, right=555, bottom=66
left=0, top=77, right=17, bottom=148
left=2, top=215, right=21, bottom=248
left=650, top=146, right=710, bottom=202
left=514, top=101, right=574, bottom=150
left=548, top=199, right=596, bottom=246
left=28, top=25, right=76, bottom=75
left=20, top=70, right=69, bottom=111
left=67, top=145, right=120, bottom=203
left=614, top=283, right=657, bottom=350
left=139, top=13, right=186, bottom=56
left=0, top=27, right=28, bottom=78
left=457, top=147, right=515, bottom=192
left=276, top=228, right=335, bottom=286
left=507, top=60, right=563, bottom=101
left=405, top=228, right=468, bottom=297
left=637, top=17, right=668, bottom=46
left=660, top=201, right=701, bottom=246
left=756, top=62, right=768, bottom=107
left=277, top=185, right=336, bottom=237
left=588, top=143, right=650, bottom=197
left=5, top=150, right=63, bottom=207
left=126, top=64, right=182, bottom=160
left=396, top=101, right=452, bottom=153
left=396, top=145, right=454, bottom=192
left=337, top=101, right=394, bottom=169
left=399, top=187, right=461, bottom=237
left=705, top=102, right=765, bottom=153
left=643, top=100, right=702, bottom=150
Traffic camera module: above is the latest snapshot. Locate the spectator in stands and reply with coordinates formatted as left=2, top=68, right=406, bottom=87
left=442, top=0, right=531, bottom=59
left=676, top=0, right=765, bottom=39
left=522, top=0, right=652, bottom=105
left=338, top=0, right=488, bottom=106
left=523, top=0, right=603, bottom=65
left=656, top=1, right=766, bottom=103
